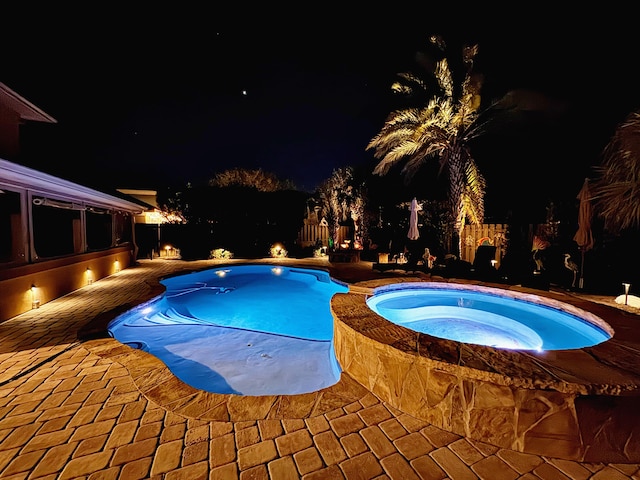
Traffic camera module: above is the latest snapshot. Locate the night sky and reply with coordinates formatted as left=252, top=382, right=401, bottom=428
left=4, top=9, right=639, bottom=220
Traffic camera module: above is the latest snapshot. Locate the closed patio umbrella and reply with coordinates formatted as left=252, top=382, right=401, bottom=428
left=407, top=198, right=420, bottom=241
left=573, top=178, right=595, bottom=289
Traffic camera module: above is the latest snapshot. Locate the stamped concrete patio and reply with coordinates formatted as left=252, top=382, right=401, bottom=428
left=1, top=257, right=639, bottom=479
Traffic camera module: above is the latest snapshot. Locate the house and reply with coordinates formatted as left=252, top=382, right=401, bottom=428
left=0, top=82, right=146, bottom=322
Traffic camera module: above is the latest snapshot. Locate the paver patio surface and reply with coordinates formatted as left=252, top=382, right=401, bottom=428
left=1, top=257, right=639, bottom=479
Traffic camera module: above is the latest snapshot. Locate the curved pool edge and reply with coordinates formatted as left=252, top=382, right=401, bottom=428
left=334, top=276, right=640, bottom=463
left=78, top=262, right=369, bottom=421
left=80, top=334, right=371, bottom=422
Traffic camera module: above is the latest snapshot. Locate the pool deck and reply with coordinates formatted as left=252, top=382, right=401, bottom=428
left=1, top=257, right=639, bottom=479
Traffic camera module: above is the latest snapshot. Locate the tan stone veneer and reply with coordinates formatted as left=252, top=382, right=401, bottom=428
left=332, top=277, right=640, bottom=463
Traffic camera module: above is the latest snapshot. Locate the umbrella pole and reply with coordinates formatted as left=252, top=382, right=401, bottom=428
left=578, top=249, right=585, bottom=289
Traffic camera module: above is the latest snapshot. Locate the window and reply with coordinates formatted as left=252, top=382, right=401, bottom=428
left=0, top=189, right=26, bottom=264
left=86, top=207, right=113, bottom=250
left=32, top=198, right=83, bottom=258
left=13, top=194, right=134, bottom=261
left=114, top=211, right=133, bottom=245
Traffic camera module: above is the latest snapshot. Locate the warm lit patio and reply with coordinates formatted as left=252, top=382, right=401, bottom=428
left=1, top=257, right=639, bottom=479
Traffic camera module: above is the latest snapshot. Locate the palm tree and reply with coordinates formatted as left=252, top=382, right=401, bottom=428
left=591, top=110, right=640, bottom=233
left=367, top=35, right=489, bottom=258
left=316, top=167, right=363, bottom=247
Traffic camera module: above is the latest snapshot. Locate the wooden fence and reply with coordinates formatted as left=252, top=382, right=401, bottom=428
left=460, top=223, right=508, bottom=267
left=298, top=225, right=350, bottom=248
left=300, top=222, right=509, bottom=266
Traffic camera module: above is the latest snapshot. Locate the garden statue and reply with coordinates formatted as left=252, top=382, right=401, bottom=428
left=531, top=236, right=550, bottom=272
left=564, top=253, right=579, bottom=288
left=422, top=248, right=436, bottom=269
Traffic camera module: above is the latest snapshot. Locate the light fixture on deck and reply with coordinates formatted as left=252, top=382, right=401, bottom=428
left=86, top=267, right=94, bottom=285
left=31, top=284, right=40, bottom=309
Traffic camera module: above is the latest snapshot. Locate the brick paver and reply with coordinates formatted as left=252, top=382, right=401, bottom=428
left=293, top=447, right=324, bottom=475
left=340, top=451, right=385, bottom=479
left=237, top=440, right=278, bottom=470
left=360, top=425, right=396, bottom=459
left=472, top=455, right=520, bottom=480
left=313, top=430, right=347, bottom=466
left=0, top=258, right=639, bottom=479
left=340, top=432, right=368, bottom=457
left=275, top=429, right=313, bottom=456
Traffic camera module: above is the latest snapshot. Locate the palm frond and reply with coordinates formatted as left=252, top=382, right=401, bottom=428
left=429, top=35, right=446, bottom=51
left=394, top=72, right=428, bottom=92
left=372, top=140, right=423, bottom=176
left=592, top=110, right=640, bottom=232
left=592, top=180, right=640, bottom=231
left=462, top=44, right=479, bottom=65
left=402, top=142, right=445, bottom=179
left=434, top=58, right=454, bottom=98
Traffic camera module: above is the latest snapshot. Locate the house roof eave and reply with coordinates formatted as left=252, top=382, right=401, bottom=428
left=0, top=82, right=57, bottom=124
left=0, top=158, right=146, bottom=213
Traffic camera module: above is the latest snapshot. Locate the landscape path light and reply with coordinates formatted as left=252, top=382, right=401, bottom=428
left=623, top=282, right=631, bottom=305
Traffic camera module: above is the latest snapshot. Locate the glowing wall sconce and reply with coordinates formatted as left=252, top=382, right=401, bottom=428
left=623, top=282, right=631, bottom=305
left=114, top=259, right=121, bottom=273
left=86, top=267, right=94, bottom=285
left=490, top=260, right=497, bottom=268
left=31, top=284, right=40, bottom=309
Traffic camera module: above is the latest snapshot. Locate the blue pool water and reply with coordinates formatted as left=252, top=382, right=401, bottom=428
left=366, top=283, right=613, bottom=350
left=108, top=265, right=348, bottom=396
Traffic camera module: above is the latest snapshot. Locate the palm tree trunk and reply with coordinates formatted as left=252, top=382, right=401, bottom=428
left=448, top=150, right=465, bottom=259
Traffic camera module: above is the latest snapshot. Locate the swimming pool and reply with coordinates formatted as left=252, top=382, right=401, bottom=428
left=107, top=264, right=348, bottom=396
left=366, top=283, right=613, bottom=350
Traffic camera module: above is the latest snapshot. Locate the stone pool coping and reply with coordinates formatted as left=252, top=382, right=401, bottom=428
left=79, top=333, right=371, bottom=422
left=333, top=276, right=640, bottom=463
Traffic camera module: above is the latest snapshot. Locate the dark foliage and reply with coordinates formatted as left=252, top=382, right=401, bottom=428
left=169, top=185, right=310, bottom=259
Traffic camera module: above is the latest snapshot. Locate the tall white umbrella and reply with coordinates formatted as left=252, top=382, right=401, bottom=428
left=407, top=198, right=420, bottom=241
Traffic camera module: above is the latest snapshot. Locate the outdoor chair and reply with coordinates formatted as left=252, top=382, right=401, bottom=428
left=471, top=245, right=499, bottom=280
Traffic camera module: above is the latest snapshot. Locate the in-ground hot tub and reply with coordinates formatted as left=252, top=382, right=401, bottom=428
left=333, top=278, right=640, bottom=463
left=366, top=282, right=612, bottom=351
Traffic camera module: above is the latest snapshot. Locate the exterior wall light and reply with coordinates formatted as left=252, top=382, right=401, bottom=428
left=114, top=259, right=121, bottom=273
left=86, top=267, right=94, bottom=285
left=31, top=284, right=40, bottom=309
